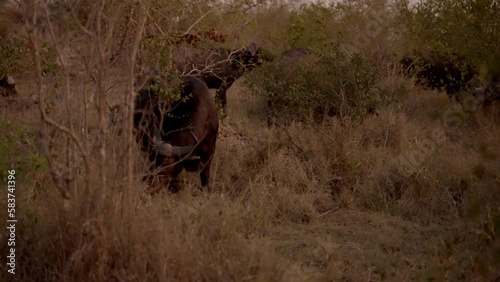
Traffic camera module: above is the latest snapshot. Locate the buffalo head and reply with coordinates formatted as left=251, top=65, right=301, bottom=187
left=400, top=51, right=476, bottom=102
left=173, top=42, right=263, bottom=115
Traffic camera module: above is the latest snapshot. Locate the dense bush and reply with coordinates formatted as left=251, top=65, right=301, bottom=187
left=400, top=50, right=477, bottom=101
left=0, top=119, right=46, bottom=182
left=0, top=7, right=60, bottom=77
left=245, top=46, right=381, bottom=124
left=398, top=0, right=500, bottom=80
left=0, top=22, right=30, bottom=75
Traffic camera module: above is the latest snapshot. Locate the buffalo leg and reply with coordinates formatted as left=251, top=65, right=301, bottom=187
left=199, top=159, right=213, bottom=192
left=215, top=86, right=228, bottom=115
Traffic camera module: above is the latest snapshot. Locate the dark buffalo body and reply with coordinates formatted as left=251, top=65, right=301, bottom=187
left=173, top=43, right=261, bottom=114
left=134, top=75, right=219, bottom=192
left=401, top=51, right=476, bottom=101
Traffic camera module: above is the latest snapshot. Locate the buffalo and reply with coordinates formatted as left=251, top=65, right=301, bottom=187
left=0, top=74, right=18, bottom=97
left=134, top=74, right=219, bottom=192
left=173, top=42, right=261, bottom=115
left=401, top=51, right=476, bottom=102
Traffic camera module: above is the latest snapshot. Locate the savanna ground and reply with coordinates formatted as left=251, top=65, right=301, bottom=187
left=1, top=0, right=500, bottom=281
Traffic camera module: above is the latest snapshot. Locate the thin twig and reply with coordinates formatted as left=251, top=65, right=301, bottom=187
left=273, top=119, right=307, bottom=158
left=184, top=10, right=213, bottom=35
left=316, top=207, right=342, bottom=218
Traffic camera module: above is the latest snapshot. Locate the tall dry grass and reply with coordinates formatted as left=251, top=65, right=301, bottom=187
left=3, top=76, right=500, bottom=281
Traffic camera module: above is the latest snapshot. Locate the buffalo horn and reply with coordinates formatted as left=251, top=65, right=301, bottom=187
left=152, top=128, right=195, bottom=158
left=6, top=75, right=15, bottom=85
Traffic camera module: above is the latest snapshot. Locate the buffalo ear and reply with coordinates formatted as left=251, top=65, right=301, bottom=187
left=152, top=128, right=163, bottom=143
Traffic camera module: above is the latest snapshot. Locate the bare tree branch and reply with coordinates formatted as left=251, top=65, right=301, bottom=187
left=126, top=0, right=149, bottom=194
left=184, top=9, right=213, bottom=35
left=28, top=0, right=90, bottom=200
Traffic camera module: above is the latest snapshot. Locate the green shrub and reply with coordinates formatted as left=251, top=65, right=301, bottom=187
left=0, top=30, right=58, bottom=77
left=0, top=119, right=47, bottom=181
left=137, top=69, right=185, bottom=109
left=0, top=29, right=30, bottom=75
left=285, top=4, right=335, bottom=51
left=398, top=0, right=500, bottom=73
left=245, top=46, right=381, bottom=124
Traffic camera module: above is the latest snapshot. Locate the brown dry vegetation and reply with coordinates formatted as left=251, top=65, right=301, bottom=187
left=1, top=0, right=500, bottom=281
